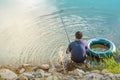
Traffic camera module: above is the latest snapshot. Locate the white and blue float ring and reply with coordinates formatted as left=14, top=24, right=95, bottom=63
left=86, top=38, right=116, bottom=57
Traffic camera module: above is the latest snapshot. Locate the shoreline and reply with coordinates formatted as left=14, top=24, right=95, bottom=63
left=0, top=63, right=120, bottom=80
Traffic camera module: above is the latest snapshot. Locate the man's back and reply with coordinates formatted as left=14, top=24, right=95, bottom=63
left=69, top=40, right=87, bottom=63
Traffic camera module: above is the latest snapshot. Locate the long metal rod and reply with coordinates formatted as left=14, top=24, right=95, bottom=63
left=59, top=10, right=71, bottom=43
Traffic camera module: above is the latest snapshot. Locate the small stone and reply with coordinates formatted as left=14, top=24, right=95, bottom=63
left=23, top=72, right=34, bottom=79
left=101, top=76, right=111, bottom=80
left=101, top=69, right=109, bottom=75
left=86, top=71, right=90, bottom=74
left=0, top=69, right=17, bottom=80
left=84, top=73, right=103, bottom=80
left=18, top=75, right=28, bottom=80
left=77, top=69, right=85, bottom=74
left=32, top=78, right=41, bottom=80
left=48, top=68, right=56, bottom=73
left=57, top=75, right=76, bottom=80
left=44, top=73, right=51, bottom=77
left=46, top=75, right=58, bottom=80
left=65, top=76, right=76, bottom=80
left=68, top=69, right=85, bottom=76
left=22, top=64, right=35, bottom=72
left=91, top=70, right=100, bottom=73
left=115, top=74, right=120, bottom=79
left=22, top=64, right=32, bottom=67
left=32, top=69, right=45, bottom=78
left=105, top=73, right=115, bottom=79
left=19, top=68, right=25, bottom=74
left=40, top=64, right=49, bottom=70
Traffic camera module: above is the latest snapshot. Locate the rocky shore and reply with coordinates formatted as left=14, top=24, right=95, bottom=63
left=0, top=63, right=120, bottom=80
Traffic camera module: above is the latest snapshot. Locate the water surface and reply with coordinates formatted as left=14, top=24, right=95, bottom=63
left=0, top=0, right=120, bottom=64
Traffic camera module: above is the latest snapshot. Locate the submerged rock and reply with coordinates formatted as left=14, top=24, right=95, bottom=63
left=0, top=69, right=17, bottom=80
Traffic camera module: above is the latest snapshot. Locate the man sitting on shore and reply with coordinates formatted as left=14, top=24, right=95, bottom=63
left=66, top=31, right=87, bottom=63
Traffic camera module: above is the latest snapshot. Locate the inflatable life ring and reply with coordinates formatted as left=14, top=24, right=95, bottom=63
left=86, top=38, right=116, bottom=57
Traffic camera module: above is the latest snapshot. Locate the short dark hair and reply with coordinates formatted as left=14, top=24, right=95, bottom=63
left=75, top=31, right=83, bottom=39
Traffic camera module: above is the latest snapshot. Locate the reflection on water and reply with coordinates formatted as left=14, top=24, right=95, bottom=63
left=0, top=0, right=120, bottom=65
left=0, top=0, right=63, bottom=64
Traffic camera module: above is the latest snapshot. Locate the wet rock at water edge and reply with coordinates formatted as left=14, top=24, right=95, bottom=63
left=39, top=64, right=50, bottom=70
left=22, top=64, right=32, bottom=68
left=0, top=69, right=18, bottom=80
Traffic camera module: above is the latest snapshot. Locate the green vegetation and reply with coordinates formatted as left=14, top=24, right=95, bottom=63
left=103, top=47, right=120, bottom=73
left=89, top=47, right=120, bottom=73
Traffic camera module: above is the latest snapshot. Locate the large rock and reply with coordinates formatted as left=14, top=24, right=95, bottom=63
left=0, top=69, right=17, bottom=80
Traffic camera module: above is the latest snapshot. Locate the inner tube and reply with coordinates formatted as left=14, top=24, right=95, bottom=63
left=86, top=38, right=116, bottom=57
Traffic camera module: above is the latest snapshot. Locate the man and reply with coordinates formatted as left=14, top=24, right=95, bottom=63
left=66, top=31, right=87, bottom=63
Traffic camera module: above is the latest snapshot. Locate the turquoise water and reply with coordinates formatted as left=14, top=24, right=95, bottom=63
left=0, top=0, right=120, bottom=64
left=52, top=0, right=120, bottom=45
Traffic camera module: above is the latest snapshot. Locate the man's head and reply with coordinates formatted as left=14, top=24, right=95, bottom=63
left=75, top=31, right=83, bottom=39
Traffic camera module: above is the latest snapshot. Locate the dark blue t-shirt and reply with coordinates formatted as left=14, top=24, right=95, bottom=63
left=68, top=40, right=87, bottom=63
